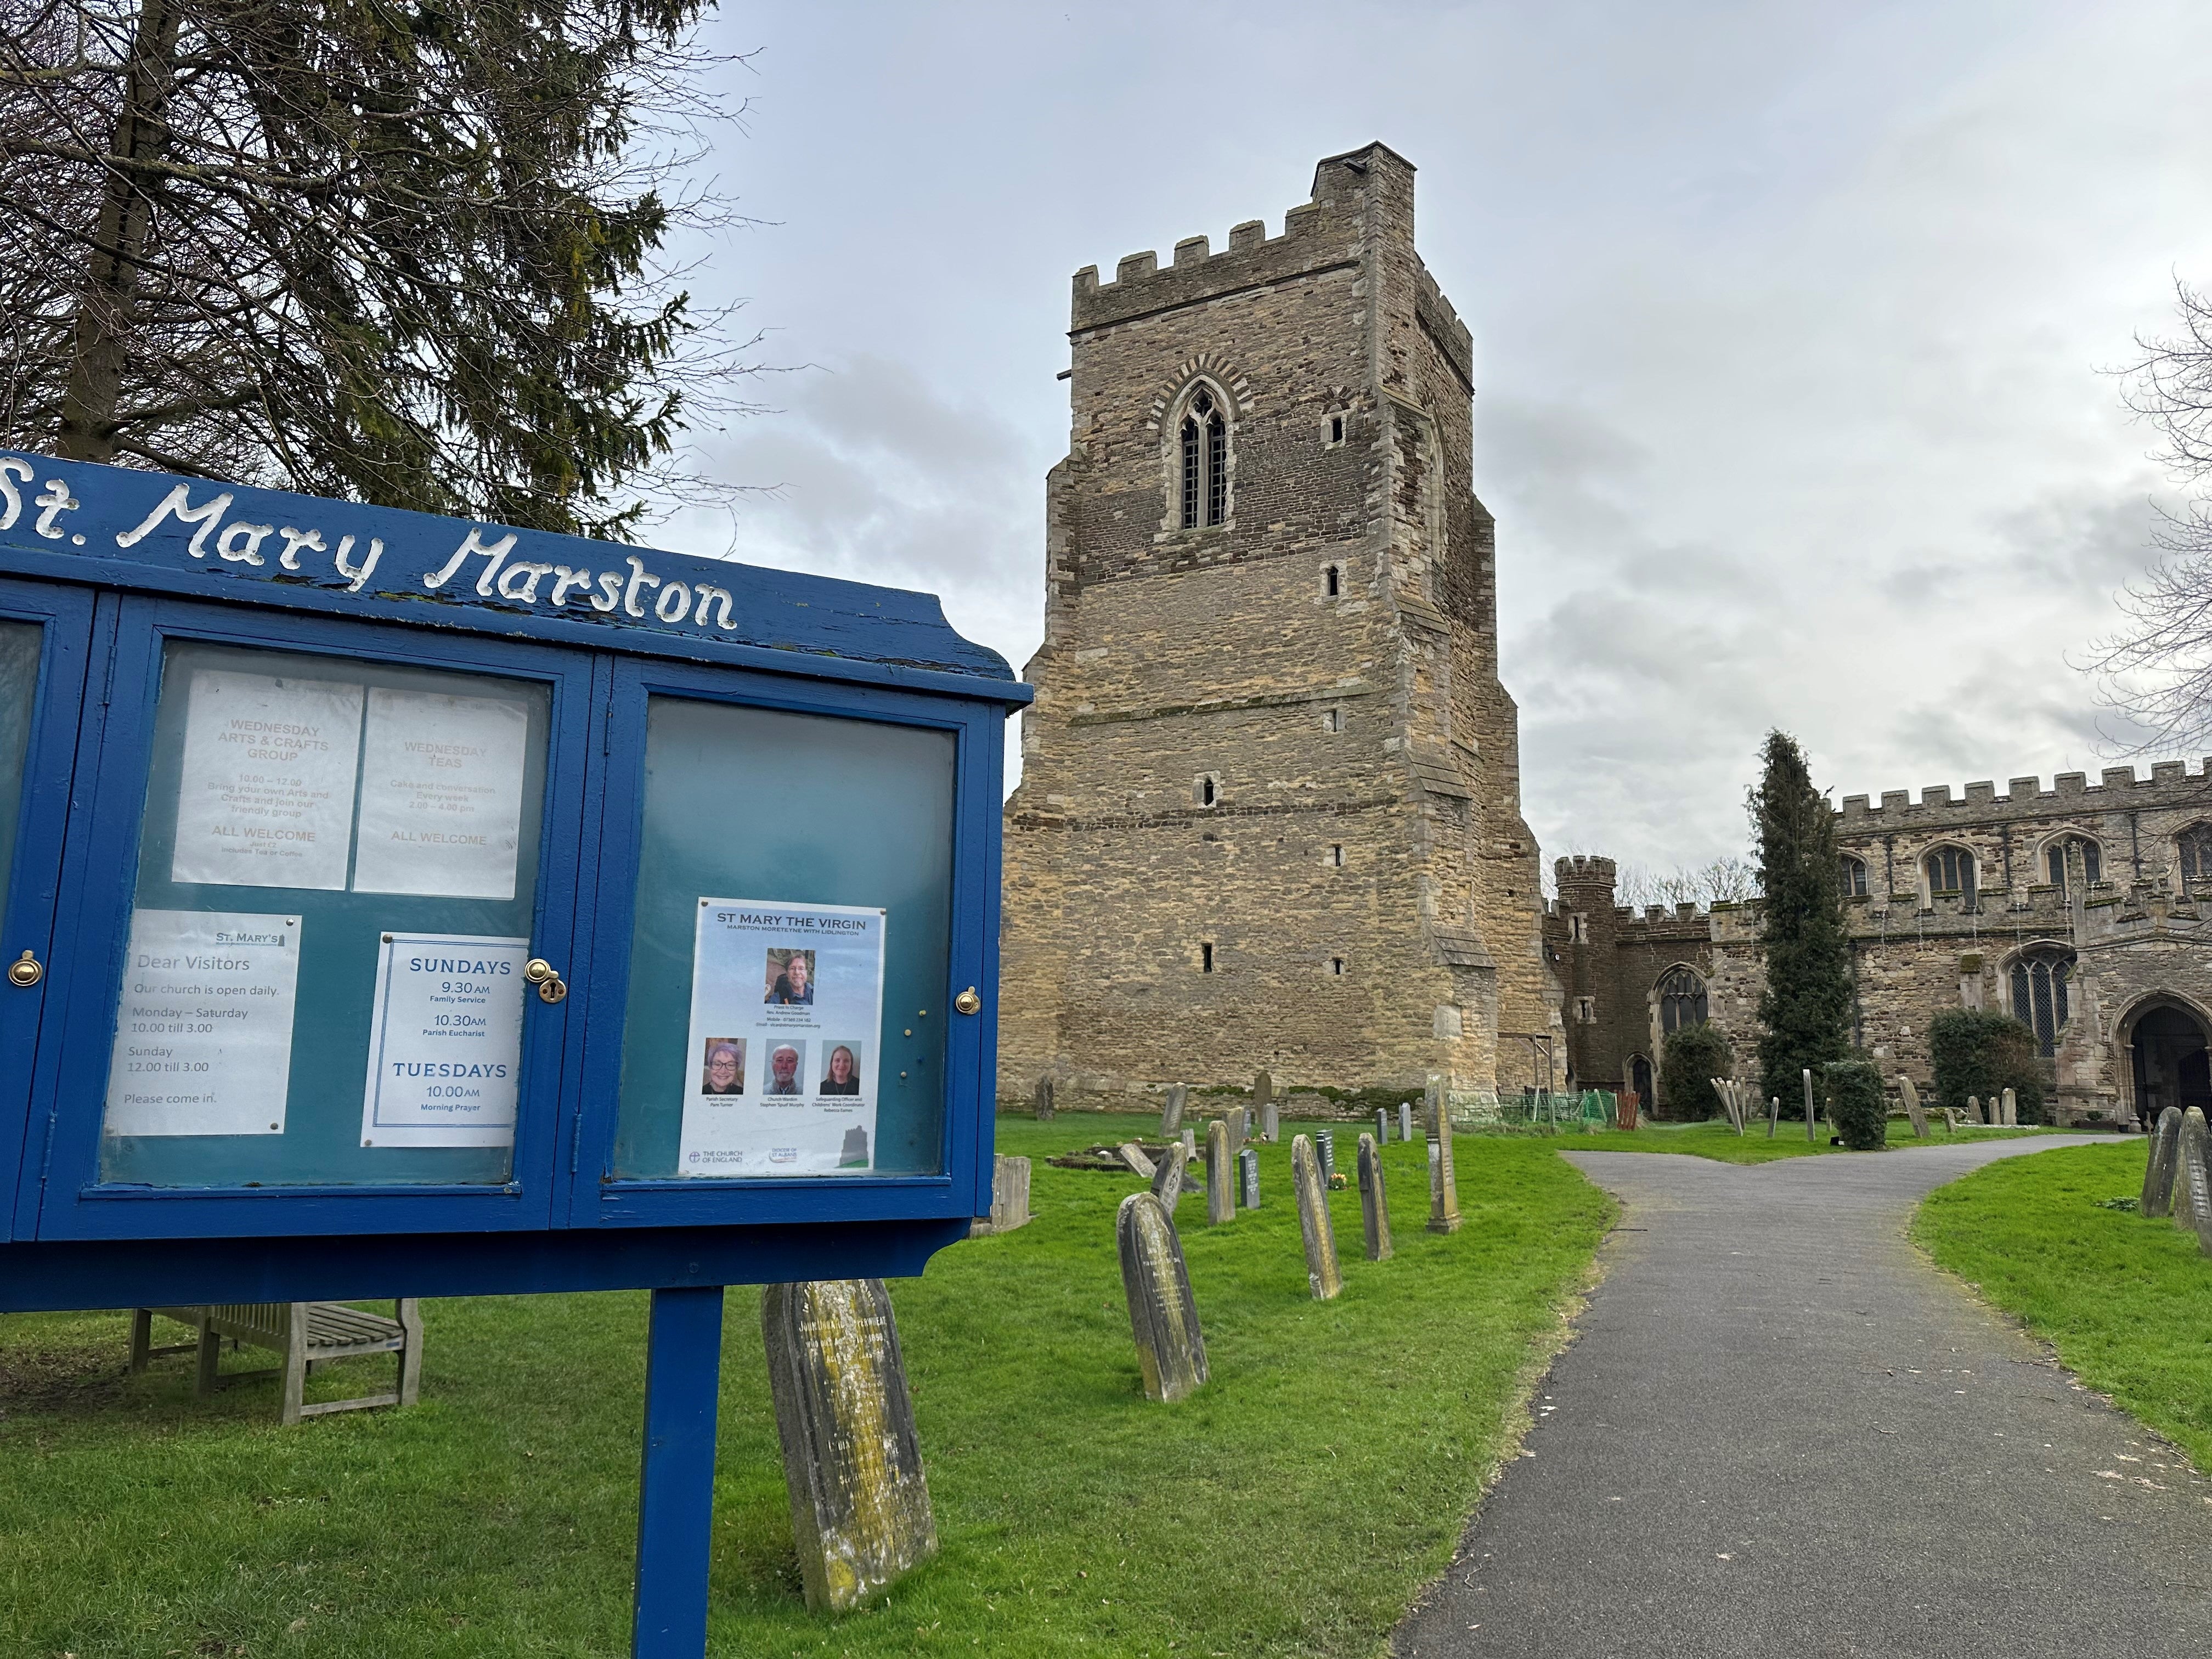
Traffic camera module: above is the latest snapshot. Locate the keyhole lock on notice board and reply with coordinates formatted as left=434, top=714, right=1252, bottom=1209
left=523, top=957, right=568, bottom=1004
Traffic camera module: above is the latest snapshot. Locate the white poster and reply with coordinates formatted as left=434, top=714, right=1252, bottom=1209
left=360, top=933, right=528, bottom=1148
left=679, top=899, right=886, bottom=1177
left=170, top=670, right=362, bottom=890
left=103, top=909, right=302, bottom=1137
left=351, top=689, right=529, bottom=900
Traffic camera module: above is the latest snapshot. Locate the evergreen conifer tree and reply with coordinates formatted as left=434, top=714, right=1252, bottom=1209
left=1751, top=731, right=1853, bottom=1111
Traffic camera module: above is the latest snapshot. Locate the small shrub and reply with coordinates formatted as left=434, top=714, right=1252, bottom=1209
left=1929, top=1009, right=2049, bottom=1124
left=1826, top=1060, right=1887, bottom=1150
left=1660, top=1024, right=1733, bottom=1122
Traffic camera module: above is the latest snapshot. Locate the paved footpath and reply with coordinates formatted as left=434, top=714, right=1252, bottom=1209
left=1393, top=1137, right=2212, bottom=1658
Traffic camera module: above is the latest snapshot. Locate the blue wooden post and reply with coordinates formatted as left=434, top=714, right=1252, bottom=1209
left=633, top=1285, right=726, bottom=1658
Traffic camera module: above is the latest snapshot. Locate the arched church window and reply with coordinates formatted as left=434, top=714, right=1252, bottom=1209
left=2010, top=948, right=2074, bottom=1058
left=1656, top=966, right=1707, bottom=1035
left=2177, top=825, right=2212, bottom=887
left=1178, top=386, right=1228, bottom=529
left=1838, top=854, right=1867, bottom=898
left=2045, top=834, right=2101, bottom=889
left=1925, top=845, right=1976, bottom=904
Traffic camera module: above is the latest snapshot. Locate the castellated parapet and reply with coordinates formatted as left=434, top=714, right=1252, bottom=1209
left=998, top=144, right=1559, bottom=1108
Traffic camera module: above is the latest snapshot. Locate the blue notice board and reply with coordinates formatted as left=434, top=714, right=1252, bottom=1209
left=0, top=450, right=1030, bottom=1311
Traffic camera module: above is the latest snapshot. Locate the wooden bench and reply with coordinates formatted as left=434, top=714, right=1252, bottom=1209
left=130, top=1301, right=422, bottom=1426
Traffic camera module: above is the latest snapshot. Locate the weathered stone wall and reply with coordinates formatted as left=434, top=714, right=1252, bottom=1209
left=999, top=144, right=1559, bottom=1106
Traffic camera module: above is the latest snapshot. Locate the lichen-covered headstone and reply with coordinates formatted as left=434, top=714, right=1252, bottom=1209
left=2143, top=1106, right=2182, bottom=1218
left=1291, top=1134, right=1344, bottom=1299
left=2175, top=1107, right=2212, bottom=1252
left=1160, top=1083, right=1188, bottom=1137
left=1356, top=1132, right=1392, bottom=1262
left=1967, top=1094, right=1983, bottom=1125
left=1033, top=1075, right=1056, bottom=1122
left=1261, top=1101, right=1280, bottom=1142
left=1237, top=1146, right=1260, bottom=1209
left=1316, top=1128, right=1337, bottom=1184
left=1115, top=1192, right=1209, bottom=1402
left=1205, top=1120, right=1234, bottom=1225
left=1117, top=1142, right=1156, bottom=1180
left=1254, top=1070, right=1274, bottom=1110
left=1898, top=1076, right=1926, bottom=1138
left=968, top=1155, right=1031, bottom=1237
left=1150, top=1146, right=1186, bottom=1215
left=1227, top=1105, right=1249, bottom=1155
left=2001, top=1087, right=2018, bottom=1126
left=1425, top=1080, right=1461, bottom=1234
left=1375, top=1106, right=1391, bottom=1144
left=1399, top=1102, right=1413, bottom=1143
left=761, top=1279, right=938, bottom=1613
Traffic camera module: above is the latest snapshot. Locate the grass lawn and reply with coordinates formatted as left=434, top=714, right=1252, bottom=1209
left=1914, top=1138, right=2212, bottom=1472
left=1542, top=1116, right=2051, bottom=1164
left=0, top=1114, right=1609, bottom=1658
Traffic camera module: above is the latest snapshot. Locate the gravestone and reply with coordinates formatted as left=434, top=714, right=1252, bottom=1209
left=1316, top=1128, right=1337, bottom=1184
left=1375, top=1106, right=1391, bottom=1144
left=1205, top=1120, right=1234, bottom=1225
left=1227, top=1105, right=1249, bottom=1155
left=2143, top=1106, right=2183, bottom=1218
left=1254, top=1070, right=1274, bottom=1111
left=1160, top=1083, right=1188, bottom=1137
left=1182, top=1127, right=1197, bottom=1163
left=968, top=1155, right=1031, bottom=1237
left=1356, top=1132, right=1393, bottom=1262
left=1237, top=1146, right=1260, bottom=1209
left=1115, top=1192, right=1209, bottom=1402
left=2175, top=1107, right=2212, bottom=1252
left=1033, top=1075, right=1055, bottom=1122
left=1117, top=1142, right=1156, bottom=1180
left=1150, top=1148, right=1186, bottom=1215
left=1425, top=1079, right=1462, bottom=1233
left=1802, top=1069, right=1816, bottom=1142
left=1898, top=1076, right=1927, bottom=1138
left=2001, top=1087, right=2018, bottom=1127
left=1291, top=1135, right=1344, bottom=1299
left=761, top=1279, right=938, bottom=1612
left=1262, top=1101, right=1280, bottom=1142
left=1400, top=1102, right=1414, bottom=1144
left=1767, top=1096, right=1779, bottom=1138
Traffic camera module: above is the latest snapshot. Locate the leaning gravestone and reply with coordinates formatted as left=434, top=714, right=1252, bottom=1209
left=1425, top=1080, right=1462, bottom=1234
left=1291, top=1135, right=1344, bottom=1300
left=2143, top=1106, right=2183, bottom=1217
left=1150, top=1148, right=1186, bottom=1216
left=1116, top=1142, right=1156, bottom=1180
left=1400, top=1102, right=1414, bottom=1144
left=1261, top=1101, right=1280, bottom=1142
left=762, top=1279, right=938, bottom=1612
left=1160, top=1083, right=1188, bottom=1137
left=2001, top=1087, right=2018, bottom=1127
left=1316, top=1128, right=1337, bottom=1184
left=1237, top=1146, right=1260, bottom=1209
left=1181, top=1127, right=1197, bottom=1163
left=1898, top=1076, right=1927, bottom=1138
left=2175, top=1107, right=2212, bottom=1252
left=1115, top=1192, right=1209, bottom=1402
left=1356, top=1132, right=1392, bottom=1262
left=1033, top=1075, right=1056, bottom=1122
left=968, top=1154, right=1031, bottom=1237
left=1205, top=1120, right=1234, bottom=1225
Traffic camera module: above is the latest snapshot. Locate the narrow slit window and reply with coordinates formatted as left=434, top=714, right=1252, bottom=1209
left=1325, top=565, right=1340, bottom=597
left=1330, top=844, right=1344, bottom=867
left=1323, top=707, right=1342, bottom=733
left=1199, top=775, right=1216, bottom=806
left=1330, top=415, right=1345, bottom=444
left=1329, top=957, right=1344, bottom=975
left=1201, top=942, right=1214, bottom=974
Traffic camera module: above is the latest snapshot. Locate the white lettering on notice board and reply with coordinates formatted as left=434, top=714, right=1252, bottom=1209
left=351, top=689, right=529, bottom=900
left=102, top=909, right=301, bottom=1137
left=170, top=670, right=362, bottom=890
left=679, top=900, right=886, bottom=1177
left=360, top=933, right=528, bottom=1148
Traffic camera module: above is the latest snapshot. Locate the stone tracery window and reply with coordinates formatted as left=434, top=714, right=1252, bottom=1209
left=1656, top=966, right=1707, bottom=1035
left=1838, top=854, right=1868, bottom=897
left=2177, top=824, right=2212, bottom=887
left=1178, top=386, right=1228, bottom=529
left=2010, top=947, right=2074, bottom=1058
left=1925, top=844, right=1976, bottom=904
left=2045, top=834, right=2101, bottom=889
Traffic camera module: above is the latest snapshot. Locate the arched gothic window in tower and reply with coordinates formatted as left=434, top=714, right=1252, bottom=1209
left=2045, top=834, right=2101, bottom=890
left=1838, top=854, right=1868, bottom=898
left=1178, top=386, right=1228, bottom=529
left=1925, top=844, right=1976, bottom=905
left=2177, top=824, right=2212, bottom=888
left=2010, top=948, right=2074, bottom=1058
left=1656, top=966, right=1708, bottom=1035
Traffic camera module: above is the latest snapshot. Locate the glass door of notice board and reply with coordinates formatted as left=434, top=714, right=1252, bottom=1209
left=31, top=597, right=595, bottom=1240
left=0, top=575, right=95, bottom=1233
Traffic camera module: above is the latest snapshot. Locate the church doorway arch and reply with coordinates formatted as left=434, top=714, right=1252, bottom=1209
left=2125, top=1000, right=2212, bottom=1123
left=1629, top=1054, right=1654, bottom=1115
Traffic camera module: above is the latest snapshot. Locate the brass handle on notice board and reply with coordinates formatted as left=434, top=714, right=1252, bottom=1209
left=953, top=986, right=981, bottom=1015
left=7, top=950, right=41, bottom=988
left=523, top=957, right=568, bottom=1004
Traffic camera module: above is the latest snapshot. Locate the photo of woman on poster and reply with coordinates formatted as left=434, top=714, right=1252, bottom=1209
left=699, top=1039, right=746, bottom=1096
left=820, top=1043, right=861, bottom=1095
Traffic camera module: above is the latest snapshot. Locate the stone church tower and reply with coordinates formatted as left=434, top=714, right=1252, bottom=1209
left=998, top=144, right=1560, bottom=1107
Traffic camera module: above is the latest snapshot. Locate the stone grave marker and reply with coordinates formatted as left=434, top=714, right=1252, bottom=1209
left=1965, top=1093, right=1981, bottom=1124
left=1399, top=1102, right=1414, bottom=1143
left=1291, top=1134, right=1344, bottom=1299
left=761, top=1278, right=939, bottom=1613
left=1254, top=1069, right=1274, bottom=1111
left=2176, top=1107, right=2212, bottom=1251
left=1227, top=1105, right=1249, bottom=1155
left=1237, top=1146, right=1260, bottom=1209
left=1182, top=1126, right=1197, bottom=1163
left=1425, top=1079, right=1461, bottom=1233
left=1802, top=1068, right=1816, bottom=1142
left=1117, top=1142, right=1156, bottom=1180
left=968, top=1154, right=1031, bottom=1237
left=1160, top=1083, right=1188, bottom=1137
left=1356, top=1132, right=1392, bottom=1262
left=1767, top=1096, right=1779, bottom=1138
left=1205, top=1120, right=1234, bottom=1225
left=1033, top=1075, right=1056, bottom=1122
left=2001, top=1087, right=2018, bottom=1127
left=1150, top=1147, right=1186, bottom=1215
left=1375, top=1105, right=1391, bottom=1143
left=2143, top=1106, right=2183, bottom=1217
left=1316, top=1128, right=1337, bottom=1184
left=1115, top=1192, right=1209, bottom=1402
left=1898, top=1076, right=1926, bottom=1138
left=1262, top=1100, right=1280, bottom=1142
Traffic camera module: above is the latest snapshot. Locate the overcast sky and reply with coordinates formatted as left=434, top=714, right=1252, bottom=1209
left=650, top=1, right=2212, bottom=883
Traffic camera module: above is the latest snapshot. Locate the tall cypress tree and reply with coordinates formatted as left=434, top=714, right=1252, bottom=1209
left=1751, top=731, right=1854, bottom=1113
